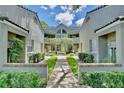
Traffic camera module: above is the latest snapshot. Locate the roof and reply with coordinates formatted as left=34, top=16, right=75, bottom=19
left=17, top=5, right=44, bottom=31
left=0, top=17, right=29, bottom=32
left=17, top=5, right=37, bottom=14
left=87, top=5, right=108, bottom=14
left=94, top=16, right=124, bottom=32
left=45, top=24, right=80, bottom=34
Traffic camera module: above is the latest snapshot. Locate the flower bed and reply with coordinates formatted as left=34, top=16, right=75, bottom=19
left=0, top=71, right=46, bottom=88
left=80, top=72, right=124, bottom=88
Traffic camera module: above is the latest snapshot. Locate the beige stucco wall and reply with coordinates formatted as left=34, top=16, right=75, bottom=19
left=80, top=6, right=124, bottom=63
left=80, top=6, right=124, bottom=52
left=0, top=5, right=44, bottom=54
left=0, top=21, right=28, bottom=64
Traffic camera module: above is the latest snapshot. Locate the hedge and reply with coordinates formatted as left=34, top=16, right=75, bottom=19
left=67, top=56, right=78, bottom=76
left=80, top=72, right=124, bottom=88
left=78, top=53, right=94, bottom=63
left=0, top=71, right=46, bottom=88
left=46, top=56, right=57, bottom=76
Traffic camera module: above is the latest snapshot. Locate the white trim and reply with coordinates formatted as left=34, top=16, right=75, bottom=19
left=96, top=20, right=124, bottom=33
left=0, top=20, right=28, bottom=35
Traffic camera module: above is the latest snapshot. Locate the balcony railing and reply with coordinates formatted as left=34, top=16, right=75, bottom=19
left=44, top=37, right=79, bottom=43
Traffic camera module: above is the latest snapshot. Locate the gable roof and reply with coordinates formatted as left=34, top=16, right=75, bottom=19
left=87, top=5, right=108, bottom=14
left=0, top=17, right=29, bottom=32
left=17, top=5, right=37, bottom=14
left=17, top=5, right=44, bottom=32
left=94, top=16, right=124, bottom=32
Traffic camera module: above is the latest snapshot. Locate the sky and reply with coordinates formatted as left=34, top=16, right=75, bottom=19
left=25, top=5, right=98, bottom=27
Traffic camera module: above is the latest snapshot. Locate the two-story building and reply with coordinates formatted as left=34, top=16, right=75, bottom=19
left=44, top=24, right=80, bottom=53
left=80, top=5, right=124, bottom=64
left=0, top=5, right=44, bottom=64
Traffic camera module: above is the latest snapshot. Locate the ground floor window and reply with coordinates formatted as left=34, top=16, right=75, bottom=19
left=7, top=32, right=25, bottom=63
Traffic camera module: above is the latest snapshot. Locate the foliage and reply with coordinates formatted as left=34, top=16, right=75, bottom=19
left=67, top=53, right=75, bottom=56
left=78, top=53, right=94, bottom=63
left=29, top=52, right=45, bottom=63
left=49, top=38, right=73, bottom=53
left=66, top=56, right=78, bottom=76
left=8, top=37, right=24, bottom=63
left=80, top=72, right=124, bottom=88
left=0, top=71, right=46, bottom=88
left=45, top=52, right=57, bottom=56
left=46, top=56, right=57, bottom=76
left=40, top=20, right=48, bottom=28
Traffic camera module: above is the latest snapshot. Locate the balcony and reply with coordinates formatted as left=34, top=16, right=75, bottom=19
left=44, top=37, right=79, bottom=44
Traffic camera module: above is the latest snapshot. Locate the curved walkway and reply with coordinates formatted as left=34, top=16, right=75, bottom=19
left=47, top=56, right=89, bottom=88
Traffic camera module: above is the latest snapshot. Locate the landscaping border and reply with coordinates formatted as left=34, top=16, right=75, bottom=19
left=0, top=63, right=48, bottom=79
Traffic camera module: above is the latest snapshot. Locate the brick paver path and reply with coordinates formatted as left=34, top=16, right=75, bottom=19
left=46, top=56, right=89, bottom=88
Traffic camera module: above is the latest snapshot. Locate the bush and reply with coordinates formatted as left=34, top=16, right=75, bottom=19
left=78, top=53, right=94, bottom=63
left=0, top=72, right=46, bottom=88
left=29, top=52, right=45, bottom=63
left=46, top=52, right=57, bottom=56
left=80, top=72, right=124, bottom=88
left=67, top=56, right=78, bottom=76
left=46, top=56, right=57, bottom=76
left=67, top=53, right=75, bottom=56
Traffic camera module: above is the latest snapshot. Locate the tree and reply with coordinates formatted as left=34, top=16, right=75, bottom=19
left=8, top=37, right=24, bottom=63
left=49, top=38, right=73, bottom=53
left=40, top=20, right=48, bottom=28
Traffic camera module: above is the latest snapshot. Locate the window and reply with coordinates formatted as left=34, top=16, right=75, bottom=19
left=57, top=29, right=61, bottom=34
left=62, top=29, right=67, bottom=34
left=41, top=43, right=43, bottom=52
left=27, top=40, right=34, bottom=52
left=89, top=40, right=93, bottom=52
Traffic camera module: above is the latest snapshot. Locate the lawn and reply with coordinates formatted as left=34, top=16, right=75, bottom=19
left=46, top=56, right=57, bottom=76
left=66, top=56, right=78, bottom=76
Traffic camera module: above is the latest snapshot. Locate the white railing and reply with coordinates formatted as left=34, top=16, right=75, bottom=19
left=44, top=37, right=79, bottom=43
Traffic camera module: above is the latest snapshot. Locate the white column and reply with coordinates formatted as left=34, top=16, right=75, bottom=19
left=0, top=24, right=8, bottom=64
left=116, top=25, right=123, bottom=64
left=25, top=37, right=28, bottom=63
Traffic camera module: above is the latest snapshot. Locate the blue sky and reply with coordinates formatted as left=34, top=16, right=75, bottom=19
left=25, top=5, right=98, bottom=27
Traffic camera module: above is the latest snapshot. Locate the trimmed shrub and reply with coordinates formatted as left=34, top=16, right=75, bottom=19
left=0, top=72, right=46, bottom=88
left=46, top=56, right=57, bottom=76
left=67, top=56, right=78, bottom=76
left=29, top=52, right=45, bottom=63
left=78, top=53, right=94, bottom=63
left=80, top=72, right=124, bottom=88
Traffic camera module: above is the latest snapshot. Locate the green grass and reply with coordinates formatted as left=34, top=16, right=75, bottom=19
left=46, top=56, right=57, bottom=76
left=80, top=72, right=124, bottom=88
left=0, top=71, right=46, bottom=88
left=66, top=56, right=78, bottom=76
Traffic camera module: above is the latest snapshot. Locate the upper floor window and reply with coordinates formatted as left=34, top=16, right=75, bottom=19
left=57, top=29, right=61, bottom=34
left=62, top=29, right=67, bottom=34
left=57, top=29, right=67, bottom=34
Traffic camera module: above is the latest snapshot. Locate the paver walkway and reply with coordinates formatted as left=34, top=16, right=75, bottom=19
left=46, top=56, right=89, bottom=88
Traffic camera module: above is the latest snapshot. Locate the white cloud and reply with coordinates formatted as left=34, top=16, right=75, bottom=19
left=60, top=6, right=67, bottom=11
left=55, top=11, right=74, bottom=26
left=40, top=6, right=48, bottom=10
left=50, top=12, right=55, bottom=16
left=60, top=5, right=87, bottom=13
left=76, top=18, right=85, bottom=27
left=48, top=5, right=57, bottom=9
